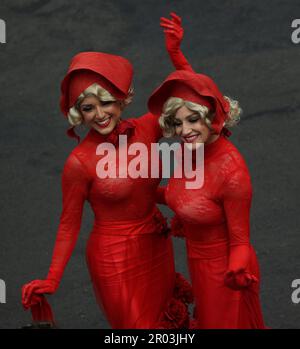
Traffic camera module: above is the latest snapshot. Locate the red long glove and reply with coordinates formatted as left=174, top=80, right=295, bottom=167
left=22, top=291, right=55, bottom=325
left=222, top=167, right=258, bottom=290
left=22, top=279, right=58, bottom=310
left=160, top=12, right=194, bottom=73
left=224, top=269, right=258, bottom=291
left=22, top=153, right=89, bottom=310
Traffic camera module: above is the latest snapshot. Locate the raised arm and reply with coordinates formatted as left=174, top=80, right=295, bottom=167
left=160, top=12, right=195, bottom=73
left=22, top=153, right=90, bottom=308
left=132, top=13, right=195, bottom=141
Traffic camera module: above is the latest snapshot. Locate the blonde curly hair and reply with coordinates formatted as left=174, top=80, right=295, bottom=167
left=67, top=83, right=134, bottom=126
left=159, top=96, right=242, bottom=137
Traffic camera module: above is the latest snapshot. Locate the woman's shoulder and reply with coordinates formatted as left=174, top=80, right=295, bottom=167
left=70, top=131, right=99, bottom=160
left=62, top=148, right=90, bottom=180
left=217, top=137, right=251, bottom=179
left=223, top=138, right=248, bottom=165
left=215, top=139, right=252, bottom=197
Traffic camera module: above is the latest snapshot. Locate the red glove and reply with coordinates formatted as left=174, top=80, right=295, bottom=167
left=224, top=245, right=256, bottom=290
left=160, top=12, right=194, bottom=72
left=224, top=269, right=258, bottom=291
left=22, top=279, right=58, bottom=309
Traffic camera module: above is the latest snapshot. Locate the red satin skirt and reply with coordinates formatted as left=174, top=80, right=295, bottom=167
left=86, top=220, right=175, bottom=329
left=186, top=239, right=265, bottom=329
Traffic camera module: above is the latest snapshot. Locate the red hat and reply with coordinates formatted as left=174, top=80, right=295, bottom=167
left=148, top=70, right=230, bottom=134
left=60, top=52, right=133, bottom=116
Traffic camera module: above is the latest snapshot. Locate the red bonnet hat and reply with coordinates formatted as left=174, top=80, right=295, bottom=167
left=60, top=51, right=133, bottom=116
left=148, top=70, right=230, bottom=134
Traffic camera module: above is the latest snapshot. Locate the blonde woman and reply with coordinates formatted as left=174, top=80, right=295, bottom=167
left=21, top=13, right=194, bottom=328
left=148, top=69, right=266, bottom=328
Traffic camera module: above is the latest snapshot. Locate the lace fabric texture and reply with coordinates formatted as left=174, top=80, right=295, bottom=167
left=46, top=113, right=192, bottom=328
left=166, top=135, right=265, bottom=328
left=23, top=42, right=197, bottom=327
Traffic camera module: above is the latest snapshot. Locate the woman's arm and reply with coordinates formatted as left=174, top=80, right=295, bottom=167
left=222, top=166, right=258, bottom=290
left=22, top=153, right=90, bottom=307
left=131, top=13, right=195, bottom=141
left=160, top=12, right=195, bottom=73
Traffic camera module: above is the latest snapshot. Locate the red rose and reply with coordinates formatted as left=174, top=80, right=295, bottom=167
left=173, top=272, right=194, bottom=304
left=158, top=298, right=189, bottom=329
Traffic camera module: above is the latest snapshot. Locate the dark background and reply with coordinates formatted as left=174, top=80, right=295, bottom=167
left=0, top=0, right=300, bottom=329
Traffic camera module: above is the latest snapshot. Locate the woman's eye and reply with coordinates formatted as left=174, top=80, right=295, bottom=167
left=101, top=101, right=113, bottom=106
left=81, top=105, right=93, bottom=112
left=189, top=117, right=200, bottom=123
left=173, top=120, right=182, bottom=127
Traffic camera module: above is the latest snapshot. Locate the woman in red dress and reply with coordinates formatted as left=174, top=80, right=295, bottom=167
left=21, top=14, right=193, bottom=329
left=148, top=69, right=266, bottom=329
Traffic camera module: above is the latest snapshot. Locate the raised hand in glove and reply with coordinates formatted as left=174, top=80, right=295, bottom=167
left=160, top=12, right=194, bottom=72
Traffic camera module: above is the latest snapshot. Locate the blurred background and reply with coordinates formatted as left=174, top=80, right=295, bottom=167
left=0, top=0, right=300, bottom=328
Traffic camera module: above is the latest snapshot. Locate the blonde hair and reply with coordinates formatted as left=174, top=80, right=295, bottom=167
left=67, top=83, right=134, bottom=126
left=159, top=96, right=242, bottom=137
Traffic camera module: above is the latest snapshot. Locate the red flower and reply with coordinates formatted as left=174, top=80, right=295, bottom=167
left=156, top=274, right=194, bottom=329
left=173, top=272, right=194, bottom=304
left=159, top=298, right=189, bottom=329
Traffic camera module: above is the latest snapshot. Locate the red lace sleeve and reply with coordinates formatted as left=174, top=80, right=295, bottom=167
left=161, top=12, right=195, bottom=73
left=46, top=153, right=90, bottom=285
left=222, top=166, right=253, bottom=273
left=167, top=44, right=195, bottom=73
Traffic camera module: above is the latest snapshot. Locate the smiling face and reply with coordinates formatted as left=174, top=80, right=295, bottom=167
left=174, top=105, right=218, bottom=148
left=79, top=95, right=123, bottom=135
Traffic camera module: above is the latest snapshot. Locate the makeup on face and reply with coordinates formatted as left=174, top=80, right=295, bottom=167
left=80, top=96, right=122, bottom=135
left=174, top=106, right=212, bottom=147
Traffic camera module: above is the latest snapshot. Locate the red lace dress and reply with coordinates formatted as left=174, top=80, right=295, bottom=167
left=47, top=113, right=191, bottom=329
left=165, top=135, right=265, bottom=328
